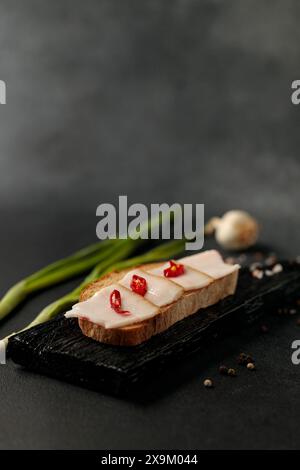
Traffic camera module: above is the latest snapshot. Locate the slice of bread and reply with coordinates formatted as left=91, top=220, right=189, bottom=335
left=78, top=262, right=239, bottom=346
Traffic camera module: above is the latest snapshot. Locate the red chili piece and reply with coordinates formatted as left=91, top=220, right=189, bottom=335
left=163, top=260, right=185, bottom=278
left=110, top=289, right=130, bottom=315
left=130, top=274, right=147, bottom=296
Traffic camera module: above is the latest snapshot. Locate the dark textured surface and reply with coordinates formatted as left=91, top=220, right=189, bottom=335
left=0, top=0, right=300, bottom=450
left=8, top=263, right=300, bottom=396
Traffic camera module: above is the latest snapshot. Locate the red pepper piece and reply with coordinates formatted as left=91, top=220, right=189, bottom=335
left=130, top=274, right=147, bottom=296
left=110, top=289, right=130, bottom=315
left=163, top=260, right=185, bottom=278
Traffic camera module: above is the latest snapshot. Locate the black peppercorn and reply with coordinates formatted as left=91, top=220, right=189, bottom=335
left=204, top=378, right=213, bottom=388
left=238, top=352, right=254, bottom=366
left=219, top=365, right=228, bottom=375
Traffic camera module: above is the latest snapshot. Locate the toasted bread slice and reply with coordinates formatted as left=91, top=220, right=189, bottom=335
left=78, top=262, right=238, bottom=346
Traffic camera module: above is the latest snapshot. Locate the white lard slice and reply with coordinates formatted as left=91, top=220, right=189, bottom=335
left=119, top=268, right=183, bottom=307
left=180, top=250, right=240, bottom=279
left=65, top=284, right=159, bottom=329
left=149, top=263, right=212, bottom=291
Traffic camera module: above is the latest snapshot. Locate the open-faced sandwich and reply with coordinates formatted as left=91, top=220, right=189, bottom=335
left=65, top=250, right=240, bottom=346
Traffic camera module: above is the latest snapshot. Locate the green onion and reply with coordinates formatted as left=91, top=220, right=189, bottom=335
left=24, top=239, right=113, bottom=283
left=0, top=239, right=127, bottom=322
left=26, top=239, right=137, bottom=328
left=3, top=239, right=185, bottom=345
left=0, top=208, right=177, bottom=322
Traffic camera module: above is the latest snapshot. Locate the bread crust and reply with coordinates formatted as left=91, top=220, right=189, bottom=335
left=78, top=262, right=239, bottom=346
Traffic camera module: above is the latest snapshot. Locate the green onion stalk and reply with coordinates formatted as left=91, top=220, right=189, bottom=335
left=2, top=239, right=185, bottom=346
left=0, top=207, right=178, bottom=323
left=0, top=238, right=127, bottom=322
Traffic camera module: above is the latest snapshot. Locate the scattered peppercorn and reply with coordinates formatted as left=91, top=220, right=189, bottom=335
left=261, top=324, right=269, bottom=333
left=277, top=308, right=289, bottom=315
left=252, top=269, right=263, bottom=280
left=203, top=378, right=213, bottom=388
left=238, top=352, right=254, bottom=365
left=250, top=262, right=262, bottom=272
left=219, top=365, right=228, bottom=375
left=238, top=353, right=247, bottom=364
left=272, top=263, right=283, bottom=274
left=237, top=254, right=247, bottom=263
left=247, top=362, right=256, bottom=371
left=254, top=252, right=264, bottom=261
left=227, top=368, right=237, bottom=377
left=265, top=269, right=274, bottom=277
left=265, top=255, right=277, bottom=267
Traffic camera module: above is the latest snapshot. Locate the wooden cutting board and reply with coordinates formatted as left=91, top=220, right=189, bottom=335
left=8, top=261, right=300, bottom=397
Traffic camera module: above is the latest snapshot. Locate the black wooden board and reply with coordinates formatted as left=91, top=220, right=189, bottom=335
left=8, top=261, right=300, bottom=397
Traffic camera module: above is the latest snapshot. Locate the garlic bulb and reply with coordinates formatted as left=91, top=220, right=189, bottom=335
left=207, top=210, right=259, bottom=250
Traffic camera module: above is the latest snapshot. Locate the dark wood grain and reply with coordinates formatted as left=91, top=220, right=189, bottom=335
left=8, top=262, right=300, bottom=396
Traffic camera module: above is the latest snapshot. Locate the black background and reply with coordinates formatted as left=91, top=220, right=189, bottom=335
left=0, top=0, right=299, bottom=449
